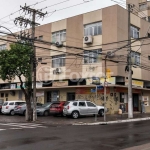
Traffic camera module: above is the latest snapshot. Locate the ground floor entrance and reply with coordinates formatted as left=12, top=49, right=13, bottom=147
left=133, top=94, right=139, bottom=111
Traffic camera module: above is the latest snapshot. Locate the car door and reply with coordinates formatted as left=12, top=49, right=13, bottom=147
left=78, top=102, right=88, bottom=115
left=86, top=102, right=98, bottom=115
left=9, top=102, right=15, bottom=111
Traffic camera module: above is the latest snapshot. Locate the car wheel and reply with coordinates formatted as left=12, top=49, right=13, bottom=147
left=72, top=111, right=79, bottom=119
left=10, top=110, right=15, bottom=116
left=99, top=109, right=104, bottom=117
left=44, top=111, right=49, bottom=116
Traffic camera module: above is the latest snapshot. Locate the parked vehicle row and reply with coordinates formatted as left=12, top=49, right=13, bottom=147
left=0, top=100, right=106, bottom=119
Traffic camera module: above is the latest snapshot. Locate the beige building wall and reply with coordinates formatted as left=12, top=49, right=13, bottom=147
left=66, top=15, right=83, bottom=79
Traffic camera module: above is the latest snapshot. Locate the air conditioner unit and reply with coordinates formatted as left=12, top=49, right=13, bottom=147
left=84, top=35, right=93, bottom=44
left=55, top=68, right=62, bottom=74
left=107, top=51, right=115, bottom=58
left=55, top=41, right=63, bottom=47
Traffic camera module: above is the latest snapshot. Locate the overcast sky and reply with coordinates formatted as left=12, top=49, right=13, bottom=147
left=0, top=0, right=126, bottom=33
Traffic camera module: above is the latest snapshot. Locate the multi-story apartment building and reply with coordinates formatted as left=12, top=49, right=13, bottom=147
left=0, top=0, right=150, bottom=114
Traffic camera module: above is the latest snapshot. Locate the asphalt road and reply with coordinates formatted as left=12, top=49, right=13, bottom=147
left=0, top=120, right=150, bottom=150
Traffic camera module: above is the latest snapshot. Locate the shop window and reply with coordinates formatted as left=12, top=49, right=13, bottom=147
left=1, top=93, right=4, bottom=98
left=120, top=93, right=124, bottom=103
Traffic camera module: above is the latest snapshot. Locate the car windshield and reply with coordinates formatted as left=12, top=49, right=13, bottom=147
left=3, top=102, right=8, bottom=106
left=64, top=102, right=70, bottom=106
left=42, top=103, right=51, bottom=107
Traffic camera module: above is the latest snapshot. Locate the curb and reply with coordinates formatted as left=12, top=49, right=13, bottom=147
left=72, top=117, right=150, bottom=125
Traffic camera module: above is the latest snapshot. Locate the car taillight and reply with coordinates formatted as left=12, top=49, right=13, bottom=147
left=67, top=106, right=69, bottom=109
left=17, top=106, right=22, bottom=109
left=6, top=106, right=9, bottom=109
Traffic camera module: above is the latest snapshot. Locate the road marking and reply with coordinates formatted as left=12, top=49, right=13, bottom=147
left=0, top=129, right=6, bottom=131
left=9, top=128, right=23, bottom=130
left=0, top=123, right=47, bottom=129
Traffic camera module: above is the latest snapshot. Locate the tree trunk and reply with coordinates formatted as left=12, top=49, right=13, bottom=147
left=25, top=96, right=33, bottom=121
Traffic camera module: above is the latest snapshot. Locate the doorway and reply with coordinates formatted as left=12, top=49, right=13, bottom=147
left=67, top=93, right=75, bottom=101
left=133, top=94, right=139, bottom=111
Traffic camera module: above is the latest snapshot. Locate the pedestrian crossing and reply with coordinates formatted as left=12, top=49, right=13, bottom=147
left=0, top=122, right=47, bottom=131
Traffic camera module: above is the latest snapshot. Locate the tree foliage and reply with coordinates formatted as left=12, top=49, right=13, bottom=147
left=0, top=42, right=32, bottom=82
left=0, top=42, right=33, bottom=121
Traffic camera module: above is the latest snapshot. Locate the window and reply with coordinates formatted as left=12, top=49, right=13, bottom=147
left=1, top=93, right=4, bottom=97
left=52, top=54, right=65, bottom=68
left=52, top=30, right=66, bottom=43
left=87, top=102, right=96, bottom=107
left=130, top=26, right=139, bottom=39
left=84, top=22, right=102, bottom=36
left=84, top=49, right=102, bottom=64
left=73, top=102, right=77, bottom=106
left=131, top=51, right=140, bottom=66
left=79, top=102, right=86, bottom=107
left=39, top=36, right=43, bottom=40
left=139, top=3, right=147, bottom=10
left=9, top=102, right=14, bottom=105
left=0, top=44, right=6, bottom=50
left=5, top=93, right=8, bottom=97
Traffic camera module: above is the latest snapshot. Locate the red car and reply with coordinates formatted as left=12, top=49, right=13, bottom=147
left=50, top=101, right=65, bottom=116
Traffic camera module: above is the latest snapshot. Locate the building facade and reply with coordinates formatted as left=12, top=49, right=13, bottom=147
left=1, top=0, right=150, bottom=114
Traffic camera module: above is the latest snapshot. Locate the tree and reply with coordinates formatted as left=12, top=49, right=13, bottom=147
left=0, top=42, right=33, bottom=121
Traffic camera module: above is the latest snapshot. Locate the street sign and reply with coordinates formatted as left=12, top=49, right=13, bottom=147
left=91, top=89, right=96, bottom=93
left=97, top=85, right=104, bottom=90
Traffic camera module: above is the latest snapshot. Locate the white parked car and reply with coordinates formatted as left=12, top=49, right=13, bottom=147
left=2, top=101, right=25, bottom=116
left=63, top=100, right=105, bottom=119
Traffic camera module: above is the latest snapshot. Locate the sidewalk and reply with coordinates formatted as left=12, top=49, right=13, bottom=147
left=0, top=113, right=150, bottom=126
left=73, top=113, right=150, bottom=125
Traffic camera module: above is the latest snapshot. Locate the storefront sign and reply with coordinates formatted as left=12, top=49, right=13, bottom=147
left=100, top=77, right=116, bottom=85
left=53, top=80, right=68, bottom=87
left=36, top=82, right=43, bottom=88
left=115, top=87, right=141, bottom=94
left=36, top=91, right=44, bottom=97
left=86, top=77, right=116, bottom=85
left=76, top=87, right=110, bottom=94
left=125, top=79, right=143, bottom=88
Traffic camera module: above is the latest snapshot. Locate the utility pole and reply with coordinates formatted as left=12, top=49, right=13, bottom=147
left=14, top=4, right=47, bottom=121
left=128, top=4, right=133, bottom=119
left=104, top=55, right=107, bottom=122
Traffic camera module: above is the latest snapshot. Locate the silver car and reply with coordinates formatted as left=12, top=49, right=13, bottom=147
left=14, top=102, right=42, bottom=115
left=36, top=102, right=53, bottom=116
left=63, top=100, right=105, bottom=119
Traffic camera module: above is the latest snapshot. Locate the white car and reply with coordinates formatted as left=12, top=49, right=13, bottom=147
left=2, top=101, right=25, bottom=116
left=63, top=100, right=105, bottom=119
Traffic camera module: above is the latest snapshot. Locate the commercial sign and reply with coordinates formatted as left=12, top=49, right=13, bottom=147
left=52, top=80, right=68, bottom=87
left=100, top=77, right=116, bottom=85
left=76, top=88, right=110, bottom=94
left=125, top=79, right=143, bottom=88
left=36, top=91, right=44, bottom=97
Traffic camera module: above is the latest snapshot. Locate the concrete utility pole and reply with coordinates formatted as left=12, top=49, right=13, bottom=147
left=15, top=4, right=47, bottom=121
left=104, top=55, right=107, bottom=122
left=128, top=4, right=133, bottom=119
